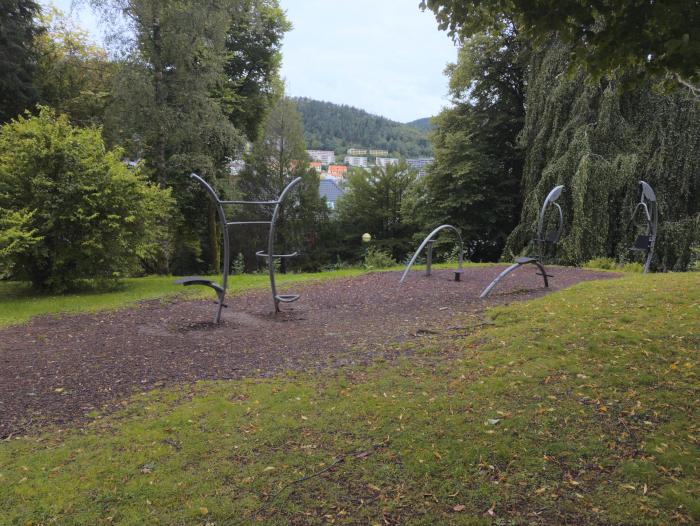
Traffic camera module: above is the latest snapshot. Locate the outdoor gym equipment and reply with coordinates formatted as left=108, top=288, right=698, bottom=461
left=176, top=173, right=303, bottom=323
left=400, top=225, right=464, bottom=284
left=629, top=180, right=658, bottom=273
left=480, top=185, right=564, bottom=298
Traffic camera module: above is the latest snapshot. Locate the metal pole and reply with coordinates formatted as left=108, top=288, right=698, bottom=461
left=425, top=240, right=434, bottom=277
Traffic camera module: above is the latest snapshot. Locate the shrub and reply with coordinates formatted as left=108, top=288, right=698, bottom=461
left=621, top=262, right=644, bottom=273
left=0, top=108, right=174, bottom=292
left=363, top=246, right=396, bottom=269
left=583, top=257, right=618, bottom=270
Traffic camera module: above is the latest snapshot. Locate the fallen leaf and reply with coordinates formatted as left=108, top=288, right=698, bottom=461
left=453, top=505, right=466, bottom=512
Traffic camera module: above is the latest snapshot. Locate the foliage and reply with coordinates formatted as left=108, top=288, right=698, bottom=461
left=235, top=97, right=329, bottom=272
left=294, top=97, right=433, bottom=157
left=412, top=25, right=526, bottom=261
left=0, top=108, right=174, bottom=292
left=504, top=38, right=700, bottom=271
left=0, top=209, right=41, bottom=278
left=336, top=163, right=419, bottom=262
left=405, top=117, right=433, bottom=133
left=584, top=258, right=643, bottom=273
left=33, top=8, right=114, bottom=126
left=421, top=0, right=700, bottom=96
left=1, top=273, right=698, bottom=524
left=362, top=246, right=396, bottom=270
left=0, top=0, right=42, bottom=123
left=223, top=0, right=290, bottom=142
left=92, top=0, right=248, bottom=273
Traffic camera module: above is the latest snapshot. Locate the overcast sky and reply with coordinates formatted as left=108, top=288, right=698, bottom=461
left=43, top=0, right=457, bottom=122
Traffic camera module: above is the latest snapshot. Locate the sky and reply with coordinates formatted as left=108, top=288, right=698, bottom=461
left=42, top=0, right=458, bottom=122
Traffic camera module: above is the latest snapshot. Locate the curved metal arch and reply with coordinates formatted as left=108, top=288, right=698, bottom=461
left=189, top=173, right=231, bottom=323
left=480, top=184, right=564, bottom=298
left=400, top=224, right=464, bottom=284
left=264, top=177, right=303, bottom=312
left=630, top=180, right=658, bottom=273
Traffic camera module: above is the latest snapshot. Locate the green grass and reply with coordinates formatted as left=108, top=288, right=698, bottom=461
left=0, top=269, right=365, bottom=328
left=1, top=273, right=698, bottom=525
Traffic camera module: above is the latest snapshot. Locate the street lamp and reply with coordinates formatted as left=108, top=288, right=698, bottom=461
left=362, top=232, right=372, bottom=243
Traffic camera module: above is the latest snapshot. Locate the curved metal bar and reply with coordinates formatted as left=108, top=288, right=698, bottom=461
left=400, top=224, right=464, bottom=284
left=637, top=180, right=658, bottom=273
left=479, top=260, right=549, bottom=299
left=267, top=177, right=303, bottom=312
left=189, top=173, right=230, bottom=323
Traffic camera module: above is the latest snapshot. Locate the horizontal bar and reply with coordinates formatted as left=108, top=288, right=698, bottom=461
left=219, top=200, right=279, bottom=205
left=255, top=251, right=298, bottom=258
left=227, top=221, right=272, bottom=225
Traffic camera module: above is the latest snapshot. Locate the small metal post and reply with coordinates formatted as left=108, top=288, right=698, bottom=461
left=425, top=240, right=434, bottom=277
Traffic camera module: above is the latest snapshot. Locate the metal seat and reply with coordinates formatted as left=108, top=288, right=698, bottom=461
left=174, top=276, right=224, bottom=294
left=255, top=251, right=299, bottom=259
left=275, top=294, right=300, bottom=303
left=515, top=256, right=537, bottom=264
left=631, top=234, right=652, bottom=251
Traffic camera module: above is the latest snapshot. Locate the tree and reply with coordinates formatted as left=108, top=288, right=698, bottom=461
left=0, top=108, right=174, bottom=292
left=92, top=0, right=246, bottom=272
left=336, top=162, right=418, bottom=261
left=33, top=8, right=114, bottom=126
left=0, top=0, right=42, bottom=122
left=420, top=0, right=700, bottom=95
left=412, top=25, right=526, bottom=261
left=235, top=97, right=328, bottom=271
left=504, top=38, right=700, bottom=271
left=223, top=0, right=290, bottom=141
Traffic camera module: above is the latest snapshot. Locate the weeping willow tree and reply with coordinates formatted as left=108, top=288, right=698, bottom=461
left=504, top=39, right=700, bottom=271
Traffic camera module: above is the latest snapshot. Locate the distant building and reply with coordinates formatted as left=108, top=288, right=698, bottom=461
left=369, top=149, right=389, bottom=157
left=407, top=157, right=434, bottom=178
left=310, top=161, right=323, bottom=173
left=228, top=159, right=246, bottom=176
left=328, top=164, right=348, bottom=178
left=376, top=157, right=399, bottom=168
left=347, top=148, right=368, bottom=156
left=345, top=156, right=368, bottom=168
left=319, top=178, right=345, bottom=210
left=307, top=150, right=336, bottom=164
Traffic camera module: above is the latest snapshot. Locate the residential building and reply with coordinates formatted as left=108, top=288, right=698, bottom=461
left=310, top=161, right=323, bottom=173
left=347, top=148, right=368, bottom=156
left=344, top=155, right=368, bottom=168
left=328, top=164, right=348, bottom=178
left=407, top=157, right=434, bottom=178
left=306, top=150, right=336, bottom=164
left=369, top=149, right=389, bottom=157
left=319, top=178, right=345, bottom=210
left=376, top=157, right=399, bottom=168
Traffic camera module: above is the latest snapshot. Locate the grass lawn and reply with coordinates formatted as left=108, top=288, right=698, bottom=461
left=1, top=272, right=698, bottom=525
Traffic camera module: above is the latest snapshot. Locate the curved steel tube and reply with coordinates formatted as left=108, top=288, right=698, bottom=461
left=481, top=184, right=564, bottom=299
left=400, top=224, right=464, bottom=284
left=266, top=177, right=303, bottom=312
left=189, top=173, right=231, bottom=323
left=479, top=259, right=549, bottom=299
left=631, top=180, right=658, bottom=273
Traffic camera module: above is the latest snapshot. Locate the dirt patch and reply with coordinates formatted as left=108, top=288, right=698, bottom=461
left=0, top=266, right=615, bottom=437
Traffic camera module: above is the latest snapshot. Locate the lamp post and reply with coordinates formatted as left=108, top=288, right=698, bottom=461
left=362, top=232, right=372, bottom=243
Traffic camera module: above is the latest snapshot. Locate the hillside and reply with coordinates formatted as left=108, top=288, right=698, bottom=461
left=406, top=117, right=433, bottom=132
left=293, top=97, right=433, bottom=157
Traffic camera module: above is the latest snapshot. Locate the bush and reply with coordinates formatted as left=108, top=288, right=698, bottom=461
left=363, top=246, right=396, bottom=269
left=583, top=257, right=618, bottom=270
left=0, top=108, right=174, bottom=292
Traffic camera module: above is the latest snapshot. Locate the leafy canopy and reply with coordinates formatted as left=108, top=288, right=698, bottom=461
left=421, top=0, right=700, bottom=94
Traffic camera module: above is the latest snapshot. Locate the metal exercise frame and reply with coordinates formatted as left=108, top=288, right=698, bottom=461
left=480, top=185, right=564, bottom=299
left=175, top=173, right=302, bottom=323
left=399, top=225, right=464, bottom=284
left=629, top=180, right=658, bottom=273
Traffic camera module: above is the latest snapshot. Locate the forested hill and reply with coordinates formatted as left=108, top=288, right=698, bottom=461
left=293, top=97, right=433, bottom=157
left=406, top=117, right=433, bottom=132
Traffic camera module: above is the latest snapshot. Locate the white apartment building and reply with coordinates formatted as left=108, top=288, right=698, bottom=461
left=369, top=149, right=389, bottom=157
left=347, top=148, right=368, bottom=156
left=375, top=157, right=399, bottom=167
left=306, top=150, right=336, bottom=165
left=407, top=157, right=434, bottom=178
left=344, top=155, right=369, bottom=168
